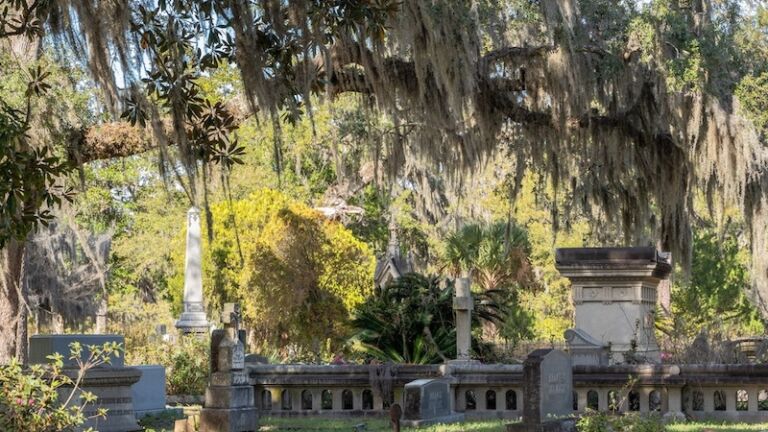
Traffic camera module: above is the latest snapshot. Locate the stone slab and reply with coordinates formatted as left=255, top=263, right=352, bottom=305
left=555, top=247, right=669, bottom=266
left=204, top=385, right=254, bottom=409
left=564, top=329, right=609, bottom=367
left=401, top=413, right=465, bottom=427
left=29, top=334, right=125, bottom=367
left=131, top=365, right=166, bottom=416
left=199, top=406, right=258, bottom=432
left=404, top=379, right=452, bottom=420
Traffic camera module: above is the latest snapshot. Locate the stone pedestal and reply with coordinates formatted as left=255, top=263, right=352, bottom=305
left=555, top=247, right=672, bottom=363
left=200, top=303, right=257, bottom=432
left=176, top=207, right=210, bottom=334
left=30, top=334, right=142, bottom=432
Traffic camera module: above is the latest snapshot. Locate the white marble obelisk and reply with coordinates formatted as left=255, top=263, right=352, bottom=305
left=175, top=207, right=210, bottom=334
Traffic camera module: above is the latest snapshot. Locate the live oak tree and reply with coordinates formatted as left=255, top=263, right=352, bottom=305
left=2, top=0, right=768, bottom=362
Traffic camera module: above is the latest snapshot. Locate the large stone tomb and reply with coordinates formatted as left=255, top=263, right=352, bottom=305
left=402, top=379, right=464, bottom=427
left=555, top=246, right=672, bottom=363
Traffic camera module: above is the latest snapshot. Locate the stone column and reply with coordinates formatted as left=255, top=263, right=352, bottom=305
left=453, top=278, right=473, bottom=362
left=175, top=207, right=210, bottom=334
left=94, top=299, right=107, bottom=334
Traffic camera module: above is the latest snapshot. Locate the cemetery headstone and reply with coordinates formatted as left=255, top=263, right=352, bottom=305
left=507, top=349, right=575, bottom=432
left=402, top=379, right=464, bottom=427
left=131, top=365, right=167, bottom=417
left=200, top=303, right=258, bottom=432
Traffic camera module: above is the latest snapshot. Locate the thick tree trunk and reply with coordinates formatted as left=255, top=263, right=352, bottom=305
left=0, top=240, right=25, bottom=364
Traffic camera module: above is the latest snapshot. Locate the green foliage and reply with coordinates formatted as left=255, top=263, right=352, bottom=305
left=442, top=221, right=537, bottom=348
left=669, top=223, right=765, bottom=339
left=165, top=336, right=209, bottom=396
left=0, top=342, right=122, bottom=432
left=736, top=72, right=768, bottom=137
left=170, top=188, right=375, bottom=360
left=349, top=273, right=504, bottom=364
left=577, top=412, right=665, bottom=432
left=0, top=101, right=74, bottom=248
left=108, top=293, right=208, bottom=395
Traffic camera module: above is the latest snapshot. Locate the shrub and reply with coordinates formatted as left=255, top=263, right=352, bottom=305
left=165, top=336, right=209, bottom=395
left=0, top=342, right=122, bottom=432
left=577, top=411, right=665, bottom=432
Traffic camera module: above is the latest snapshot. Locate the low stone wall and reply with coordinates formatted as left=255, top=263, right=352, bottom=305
left=247, top=362, right=768, bottom=422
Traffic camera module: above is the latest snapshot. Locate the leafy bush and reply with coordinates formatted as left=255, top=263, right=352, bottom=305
left=349, top=273, right=504, bottom=364
left=577, top=411, right=665, bottom=432
left=108, top=294, right=208, bottom=395
left=165, top=336, right=209, bottom=395
left=169, top=188, right=375, bottom=360
left=0, top=342, right=122, bottom=432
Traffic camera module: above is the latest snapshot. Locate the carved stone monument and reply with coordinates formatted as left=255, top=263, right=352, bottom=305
left=402, top=379, right=464, bottom=427
left=200, top=303, right=257, bottom=432
left=175, top=207, right=210, bottom=334
left=555, top=247, right=672, bottom=363
left=507, top=349, right=575, bottom=432
left=563, top=328, right=609, bottom=366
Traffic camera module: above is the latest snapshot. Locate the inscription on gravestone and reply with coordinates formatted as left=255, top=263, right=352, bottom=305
left=508, top=349, right=574, bottom=432
left=402, top=379, right=464, bottom=427
left=536, top=350, right=572, bottom=420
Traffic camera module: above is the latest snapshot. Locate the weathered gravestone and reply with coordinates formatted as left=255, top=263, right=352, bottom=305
left=507, top=349, right=575, bottom=432
left=199, top=303, right=258, bottom=432
left=401, top=379, right=464, bottom=427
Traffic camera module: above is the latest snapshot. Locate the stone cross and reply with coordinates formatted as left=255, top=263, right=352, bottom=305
left=175, top=207, right=210, bottom=334
left=453, top=278, right=473, bottom=361
left=217, top=303, right=245, bottom=372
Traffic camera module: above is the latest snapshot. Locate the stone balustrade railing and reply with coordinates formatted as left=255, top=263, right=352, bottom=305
left=247, top=362, right=768, bottom=421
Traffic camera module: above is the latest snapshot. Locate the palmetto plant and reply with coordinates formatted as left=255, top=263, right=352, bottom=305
left=348, top=273, right=503, bottom=364
left=443, top=221, right=535, bottom=291
left=443, top=221, right=538, bottom=347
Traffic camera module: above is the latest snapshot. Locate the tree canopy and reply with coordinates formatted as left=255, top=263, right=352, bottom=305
left=2, top=0, right=768, bottom=361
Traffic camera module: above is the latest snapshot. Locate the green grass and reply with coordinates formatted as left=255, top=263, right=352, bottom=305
left=667, top=423, right=768, bottom=432
left=259, top=417, right=508, bottom=431
left=140, top=412, right=768, bottom=432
